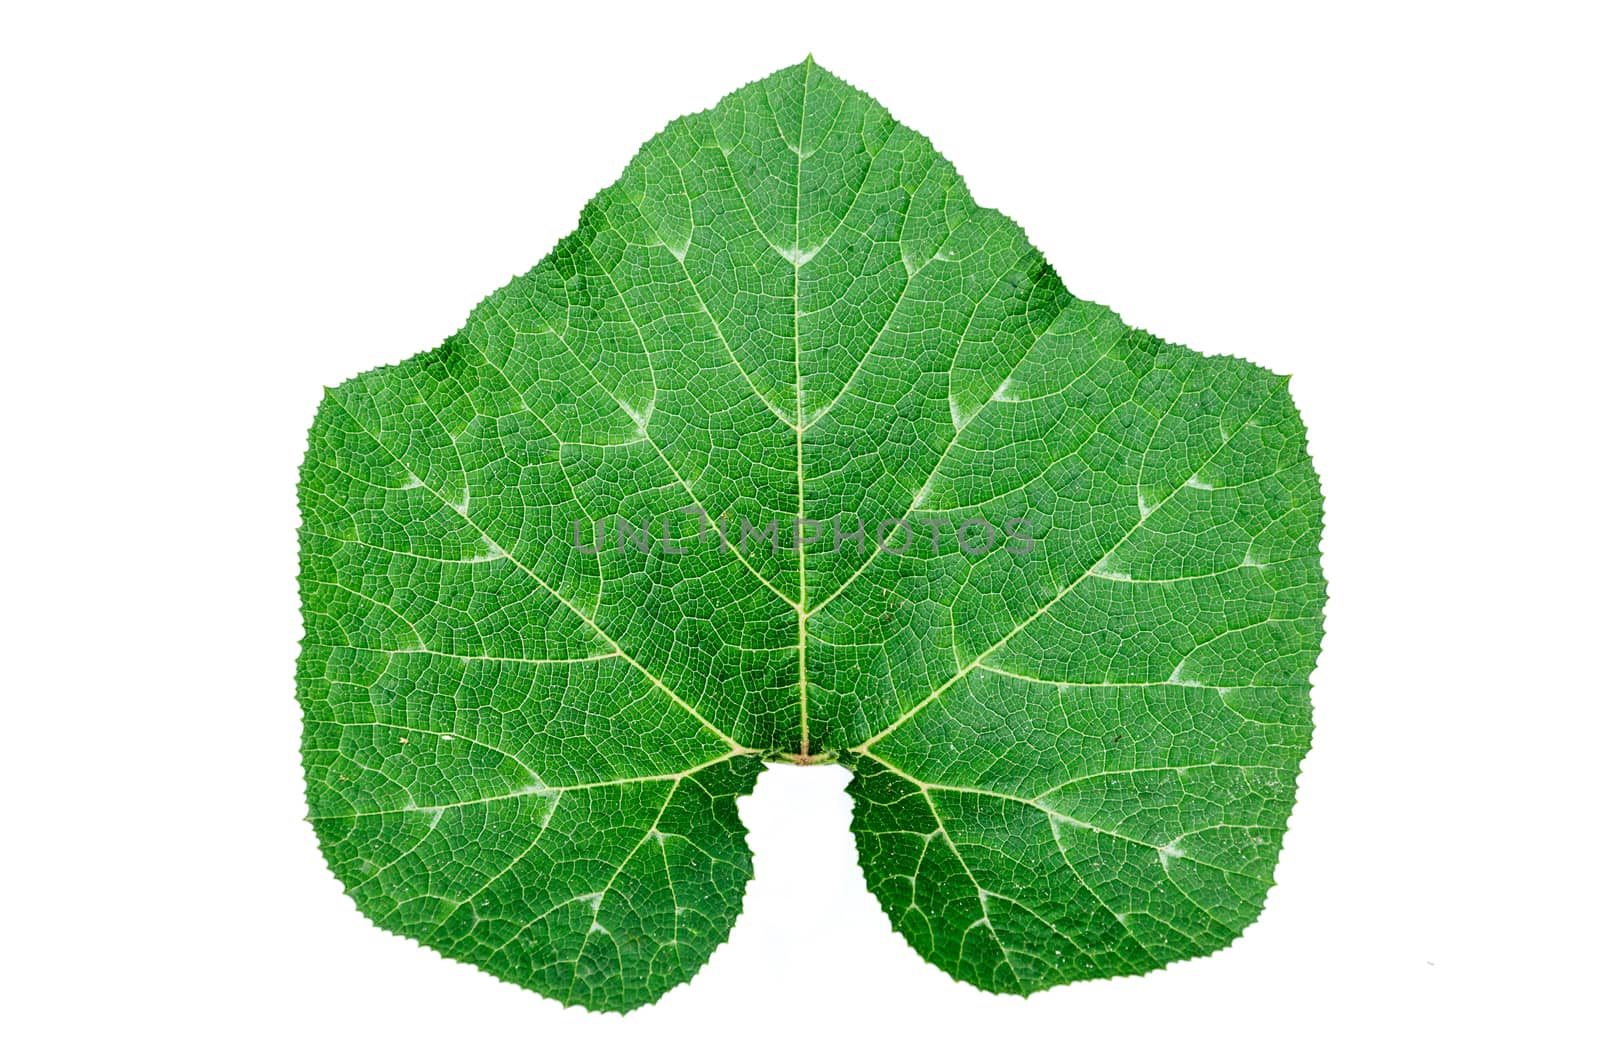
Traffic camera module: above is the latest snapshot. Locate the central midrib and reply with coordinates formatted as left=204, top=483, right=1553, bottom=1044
left=794, top=58, right=812, bottom=760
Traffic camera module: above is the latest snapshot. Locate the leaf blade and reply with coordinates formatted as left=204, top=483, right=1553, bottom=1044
left=298, top=58, right=1325, bottom=1008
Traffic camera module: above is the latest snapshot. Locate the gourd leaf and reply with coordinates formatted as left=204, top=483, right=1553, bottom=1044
left=298, top=58, right=1325, bottom=1012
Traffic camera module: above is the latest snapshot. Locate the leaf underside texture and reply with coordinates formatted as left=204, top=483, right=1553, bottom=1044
left=298, top=58, right=1326, bottom=1012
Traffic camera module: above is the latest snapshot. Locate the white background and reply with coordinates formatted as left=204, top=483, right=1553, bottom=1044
left=4, top=2, right=1596, bottom=1059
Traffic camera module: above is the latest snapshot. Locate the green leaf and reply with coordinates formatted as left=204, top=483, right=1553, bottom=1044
left=298, top=57, right=1325, bottom=1011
